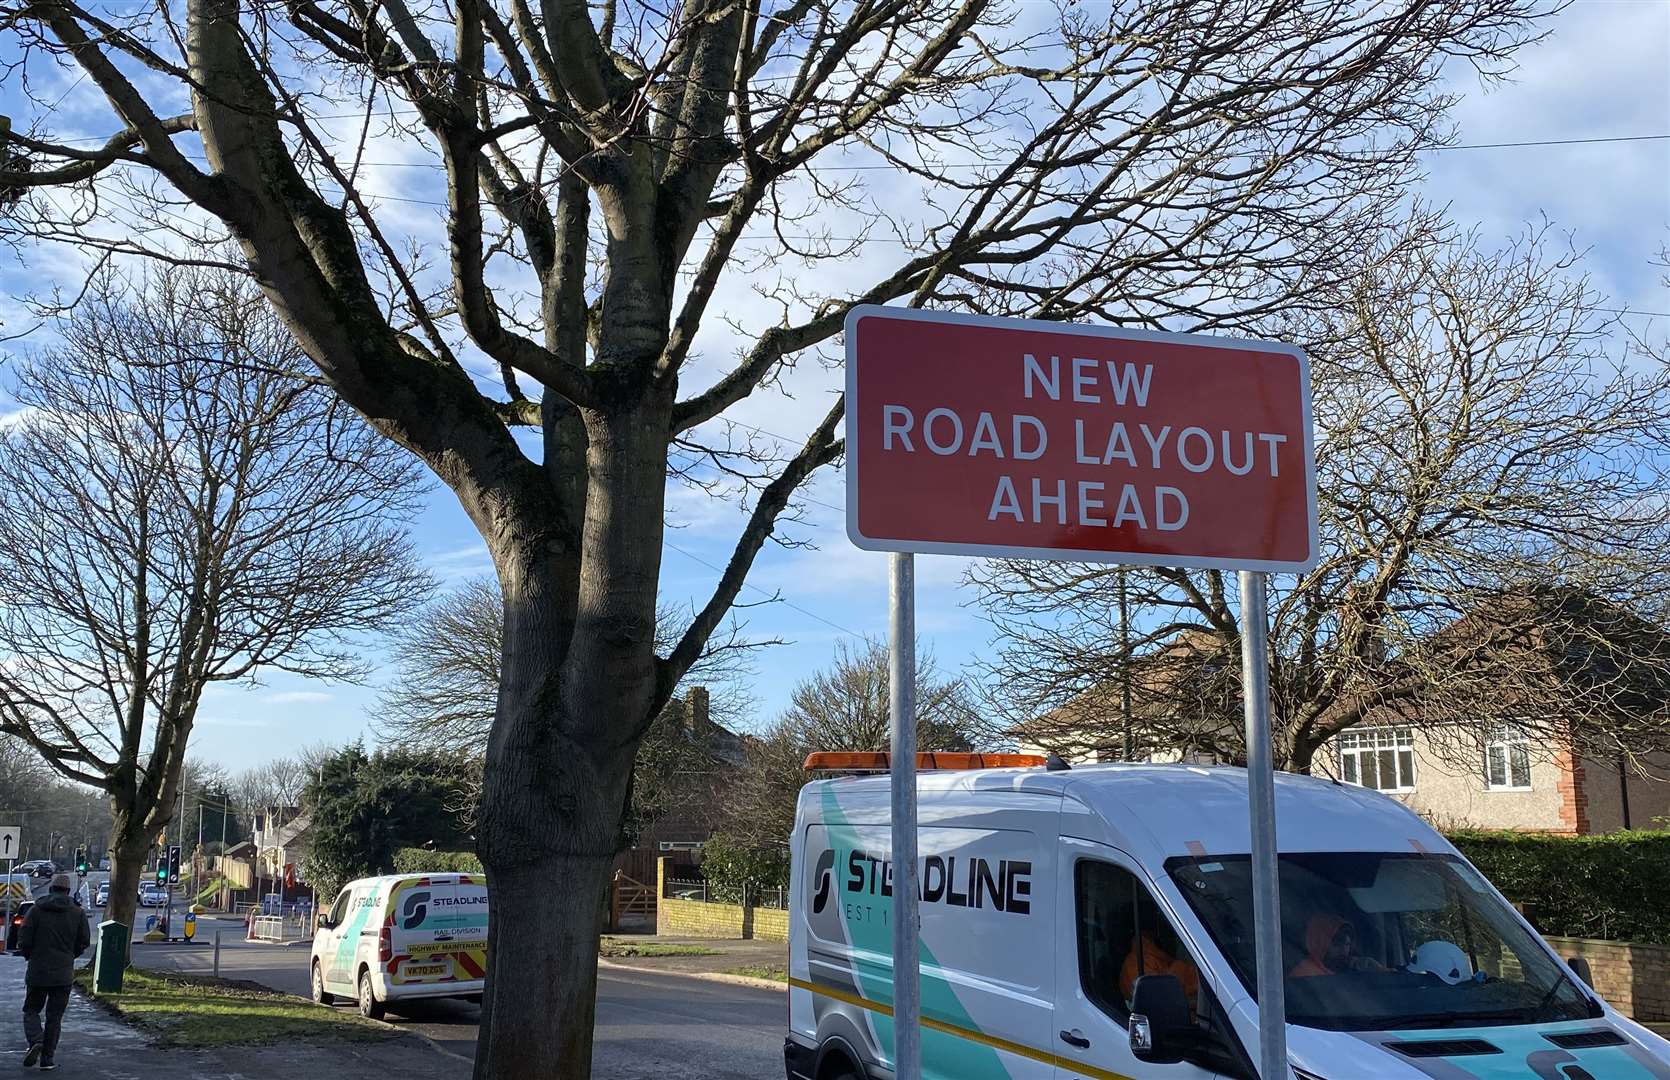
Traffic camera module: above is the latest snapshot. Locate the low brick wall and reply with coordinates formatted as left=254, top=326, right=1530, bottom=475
left=753, top=906, right=789, bottom=941
left=656, top=857, right=790, bottom=943
left=1545, top=935, right=1670, bottom=1022
left=659, top=895, right=746, bottom=937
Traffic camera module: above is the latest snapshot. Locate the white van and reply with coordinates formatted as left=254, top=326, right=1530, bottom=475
left=786, top=762, right=1670, bottom=1080
left=310, top=872, right=488, bottom=1019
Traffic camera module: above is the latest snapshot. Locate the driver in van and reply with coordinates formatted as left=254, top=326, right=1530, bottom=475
left=1290, top=913, right=1386, bottom=978
left=1119, top=925, right=1201, bottom=1007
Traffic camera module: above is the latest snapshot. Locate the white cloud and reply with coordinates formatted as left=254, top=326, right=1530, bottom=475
left=0, top=406, right=41, bottom=431
left=196, top=715, right=274, bottom=729
left=427, top=544, right=493, bottom=581
left=263, top=691, right=333, bottom=705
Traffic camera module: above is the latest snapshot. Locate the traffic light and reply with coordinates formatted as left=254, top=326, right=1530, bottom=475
left=167, top=845, right=181, bottom=883
left=155, top=859, right=167, bottom=883
left=74, top=846, right=88, bottom=874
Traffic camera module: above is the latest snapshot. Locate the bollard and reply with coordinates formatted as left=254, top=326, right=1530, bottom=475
left=213, top=929, right=221, bottom=978
left=92, top=920, right=128, bottom=995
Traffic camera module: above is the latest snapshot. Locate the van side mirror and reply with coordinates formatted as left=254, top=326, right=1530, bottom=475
left=1566, top=956, right=1593, bottom=988
left=1129, top=974, right=1193, bottom=1064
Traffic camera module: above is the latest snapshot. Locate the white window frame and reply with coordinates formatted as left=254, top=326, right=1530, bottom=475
left=658, top=841, right=703, bottom=852
left=1337, top=726, right=1418, bottom=793
left=1484, top=726, right=1533, bottom=791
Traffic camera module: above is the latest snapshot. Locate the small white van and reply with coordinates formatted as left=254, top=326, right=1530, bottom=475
left=786, top=762, right=1670, bottom=1080
left=310, top=872, right=488, bottom=1019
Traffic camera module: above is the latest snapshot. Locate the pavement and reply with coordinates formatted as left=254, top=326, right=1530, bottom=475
left=599, top=935, right=788, bottom=984
left=0, top=952, right=467, bottom=1080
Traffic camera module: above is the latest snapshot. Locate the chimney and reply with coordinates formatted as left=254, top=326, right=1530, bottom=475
left=687, top=686, right=711, bottom=733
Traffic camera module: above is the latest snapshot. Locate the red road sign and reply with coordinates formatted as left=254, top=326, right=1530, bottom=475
left=844, top=307, right=1316, bottom=571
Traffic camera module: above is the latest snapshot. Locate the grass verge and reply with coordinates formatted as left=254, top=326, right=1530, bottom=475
left=599, top=937, right=722, bottom=958
left=724, top=963, right=788, bottom=983
left=75, top=967, right=395, bottom=1049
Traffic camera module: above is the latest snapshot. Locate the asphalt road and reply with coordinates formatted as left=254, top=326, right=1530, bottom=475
left=137, top=926, right=786, bottom=1078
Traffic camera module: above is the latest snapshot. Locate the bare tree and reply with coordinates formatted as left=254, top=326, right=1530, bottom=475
left=0, top=266, right=426, bottom=935
left=0, top=0, right=1556, bottom=1072
left=378, top=576, right=754, bottom=842
left=719, top=638, right=977, bottom=852
left=379, top=576, right=754, bottom=743
left=230, top=747, right=336, bottom=813
left=977, top=223, right=1670, bottom=774
left=379, top=579, right=505, bottom=747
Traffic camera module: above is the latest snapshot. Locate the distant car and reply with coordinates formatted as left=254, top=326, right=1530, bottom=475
left=4, top=900, right=31, bottom=951
left=12, top=860, right=52, bottom=877
left=99, top=858, right=110, bottom=871
left=95, top=881, right=110, bottom=907
left=138, top=883, right=167, bottom=907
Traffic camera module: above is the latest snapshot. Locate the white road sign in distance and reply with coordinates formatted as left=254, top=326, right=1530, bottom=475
left=0, top=827, right=18, bottom=861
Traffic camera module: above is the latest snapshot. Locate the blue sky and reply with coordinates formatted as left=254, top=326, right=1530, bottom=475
left=2, top=3, right=1668, bottom=771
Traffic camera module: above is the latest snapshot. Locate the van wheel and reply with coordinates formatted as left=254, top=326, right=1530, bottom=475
left=311, top=962, right=335, bottom=1006
left=819, top=1058, right=860, bottom=1080
left=357, top=969, right=386, bottom=1020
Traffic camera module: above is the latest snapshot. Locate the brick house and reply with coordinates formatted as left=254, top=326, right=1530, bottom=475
left=1309, top=723, right=1670, bottom=834
left=1020, top=592, right=1670, bottom=834
left=616, top=686, right=750, bottom=877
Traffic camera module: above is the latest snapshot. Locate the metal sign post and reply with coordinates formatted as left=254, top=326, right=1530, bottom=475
left=846, top=305, right=1319, bottom=1080
left=0, top=827, right=19, bottom=955
left=1239, top=571, right=1288, bottom=1079
left=888, top=552, right=922, bottom=1080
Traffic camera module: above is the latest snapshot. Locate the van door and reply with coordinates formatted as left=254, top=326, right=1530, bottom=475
left=386, top=878, right=489, bottom=990
left=325, top=884, right=380, bottom=990
left=1054, top=838, right=1247, bottom=1080
left=318, top=887, right=353, bottom=987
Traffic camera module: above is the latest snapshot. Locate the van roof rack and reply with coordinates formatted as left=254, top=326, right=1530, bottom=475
left=803, top=752, right=1047, bottom=772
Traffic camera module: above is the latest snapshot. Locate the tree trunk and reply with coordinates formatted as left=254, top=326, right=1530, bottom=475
left=1287, top=735, right=1318, bottom=776
left=476, top=852, right=615, bottom=1077
left=471, top=570, right=646, bottom=1078
left=103, top=826, right=153, bottom=944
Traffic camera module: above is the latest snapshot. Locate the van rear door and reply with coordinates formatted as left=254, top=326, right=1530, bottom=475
left=385, top=878, right=489, bottom=989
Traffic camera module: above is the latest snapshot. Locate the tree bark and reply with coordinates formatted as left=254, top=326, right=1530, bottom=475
left=1287, top=735, right=1318, bottom=776
left=474, top=586, right=637, bottom=1079
left=476, top=852, right=615, bottom=1076
left=103, top=824, right=154, bottom=943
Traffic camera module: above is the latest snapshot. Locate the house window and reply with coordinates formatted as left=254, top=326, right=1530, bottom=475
left=1338, top=727, right=1416, bottom=792
left=1485, top=727, right=1532, bottom=790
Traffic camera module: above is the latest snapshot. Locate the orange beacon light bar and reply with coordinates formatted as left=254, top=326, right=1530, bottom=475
left=802, top=751, right=1048, bottom=772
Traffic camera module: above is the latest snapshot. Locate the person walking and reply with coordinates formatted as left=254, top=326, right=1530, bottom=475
left=18, top=873, right=89, bottom=1070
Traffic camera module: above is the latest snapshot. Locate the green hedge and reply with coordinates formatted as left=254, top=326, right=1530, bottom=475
left=697, top=834, right=790, bottom=902
left=1447, top=829, right=1670, bottom=945
left=391, top=848, right=484, bottom=876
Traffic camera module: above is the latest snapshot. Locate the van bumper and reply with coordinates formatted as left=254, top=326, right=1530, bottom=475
left=381, top=980, right=485, bottom=1002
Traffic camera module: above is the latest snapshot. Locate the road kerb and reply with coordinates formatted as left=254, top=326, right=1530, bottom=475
left=596, top=957, right=786, bottom=993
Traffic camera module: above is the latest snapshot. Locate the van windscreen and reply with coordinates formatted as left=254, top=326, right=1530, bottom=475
left=1166, top=852, right=1600, bottom=1032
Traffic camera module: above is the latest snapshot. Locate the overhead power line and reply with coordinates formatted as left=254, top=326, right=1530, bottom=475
left=663, top=539, right=864, bottom=640
left=32, top=128, right=1670, bottom=168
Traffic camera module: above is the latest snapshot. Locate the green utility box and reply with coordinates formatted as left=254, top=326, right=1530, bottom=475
left=92, top=920, right=128, bottom=995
